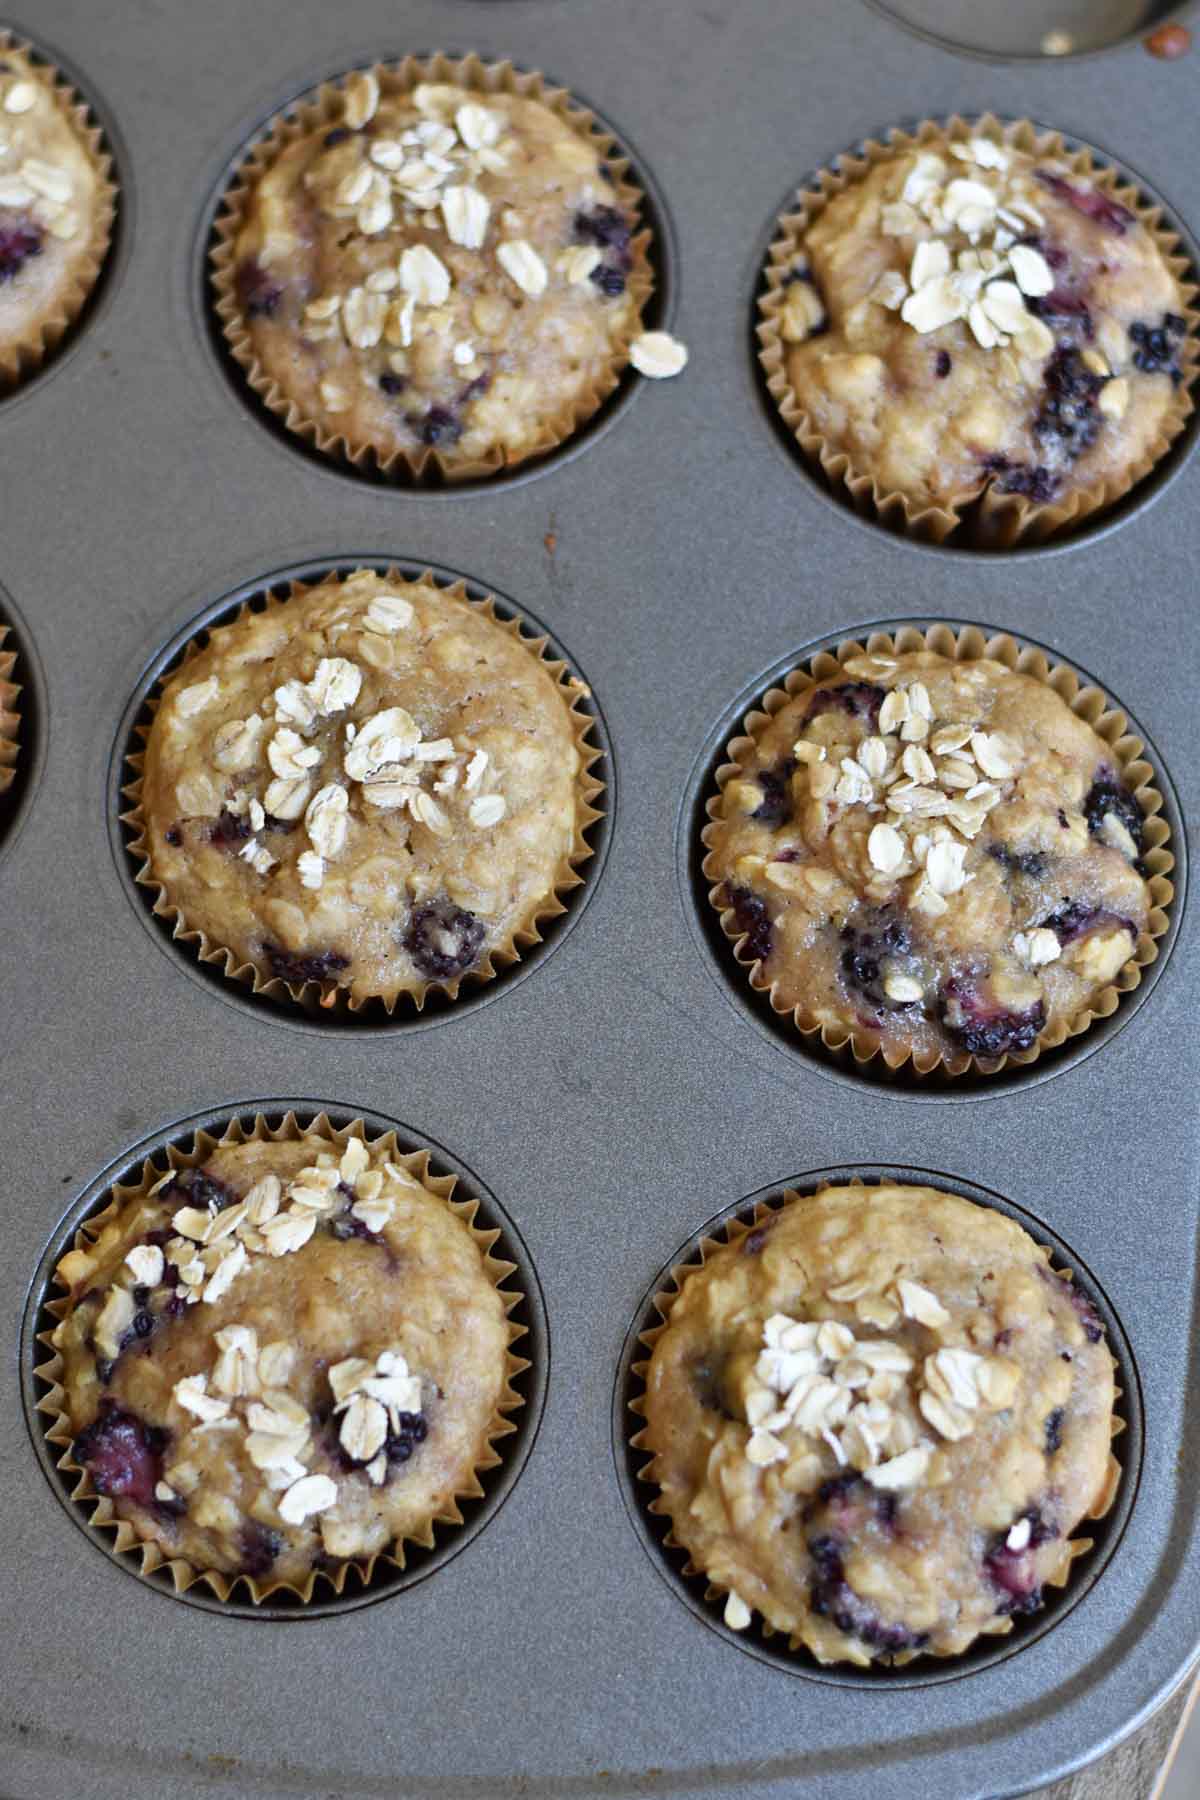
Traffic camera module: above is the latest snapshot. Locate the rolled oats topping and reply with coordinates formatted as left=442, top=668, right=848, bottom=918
left=640, top=1182, right=1117, bottom=1664
left=137, top=570, right=595, bottom=1006
left=221, top=67, right=652, bottom=470
left=766, top=125, right=1193, bottom=521
left=49, top=1130, right=514, bottom=1593
left=707, top=648, right=1154, bottom=1068
left=0, top=44, right=107, bottom=372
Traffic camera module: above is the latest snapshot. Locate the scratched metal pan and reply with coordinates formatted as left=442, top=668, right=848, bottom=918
left=1, top=1, right=1197, bottom=1796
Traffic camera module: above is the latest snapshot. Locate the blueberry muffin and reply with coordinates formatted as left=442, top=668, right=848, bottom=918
left=44, top=1126, right=520, bottom=1596
left=131, top=569, right=599, bottom=1008
left=705, top=642, right=1167, bottom=1072
left=216, top=59, right=652, bottom=475
left=0, top=40, right=114, bottom=385
left=637, top=1183, right=1118, bottom=1665
left=760, top=121, right=1194, bottom=537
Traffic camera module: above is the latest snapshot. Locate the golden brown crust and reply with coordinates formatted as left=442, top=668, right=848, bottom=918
left=636, top=1183, right=1118, bottom=1665
left=212, top=55, right=653, bottom=479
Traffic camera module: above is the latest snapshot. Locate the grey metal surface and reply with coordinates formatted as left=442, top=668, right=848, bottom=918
left=0, top=1, right=1196, bottom=1797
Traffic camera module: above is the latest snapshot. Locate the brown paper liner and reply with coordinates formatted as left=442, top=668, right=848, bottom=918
left=0, top=31, right=117, bottom=391
left=703, top=624, right=1175, bottom=1080
left=627, top=1180, right=1124, bottom=1669
left=121, top=567, right=605, bottom=1015
left=0, top=623, right=18, bottom=797
left=34, top=1110, right=529, bottom=1607
left=209, top=52, right=655, bottom=482
left=757, top=114, right=1199, bottom=546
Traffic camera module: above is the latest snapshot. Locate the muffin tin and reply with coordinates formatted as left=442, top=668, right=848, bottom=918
left=3, top=1, right=1198, bottom=1796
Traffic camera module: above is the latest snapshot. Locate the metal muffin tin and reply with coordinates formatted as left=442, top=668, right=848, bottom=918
left=2, top=1, right=1197, bottom=1795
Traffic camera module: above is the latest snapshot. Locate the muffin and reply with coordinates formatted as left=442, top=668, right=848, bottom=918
left=213, top=56, right=653, bottom=477
left=0, top=37, right=115, bottom=388
left=0, top=623, right=17, bottom=798
left=704, top=635, right=1171, bottom=1074
left=759, top=119, right=1196, bottom=541
left=636, top=1182, right=1119, bottom=1666
left=128, top=568, right=601, bottom=1010
left=41, top=1120, right=523, bottom=1599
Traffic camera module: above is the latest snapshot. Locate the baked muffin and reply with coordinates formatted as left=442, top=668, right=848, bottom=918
left=131, top=569, right=599, bottom=1008
left=637, top=1182, right=1118, bottom=1665
left=216, top=59, right=652, bottom=475
left=760, top=121, right=1194, bottom=537
left=44, top=1125, right=520, bottom=1596
left=0, top=40, right=114, bottom=386
left=705, top=643, right=1164, bottom=1072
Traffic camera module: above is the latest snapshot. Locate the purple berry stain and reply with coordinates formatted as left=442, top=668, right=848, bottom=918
left=0, top=221, right=42, bottom=284
left=803, top=681, right=885, bottom=727
left=403, top=896, right=485, bottom=981
left=1129, top=313, right=1187, bottom=383
left=840, top=909, right=919, bottom=1017
left=236, top=258, right=283, bottom=319
left=264, top=944, right=351, bottom=985
left=807, top=1532, right=928, bottom=1655
left=408, top=404, right=462, bottom=448
left=749, top=758, right=795, bottom=829
left=1035, top=170, right=1133, bottom=236
left=1034, top=348, right=1105, bottom=460
left=1083, top=773, right=1143, bottom=851
left=721, top=884, right=773, bottom=963
left=72, top=1402, right=168, bottom=1508
left=1039, top=899, right=1135, bottom=945
left=940, top=975, right=1046, bottom=1058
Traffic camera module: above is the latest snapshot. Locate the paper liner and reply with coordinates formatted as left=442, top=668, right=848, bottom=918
left=757, top=114, right=1199, bottom=546
left=0, top=623, right=18, bottom=797
left=702, top=624, right=1175, bottom=1080
left=121, top=567, right=605, bottom=1015
left=34, top=1110, right=529, bottom=1607
left=627, top=1180, right=1125, bottom=1669
left=0, top=31, right=117, bottom=391
left=209, top=52, right=655, bottom=482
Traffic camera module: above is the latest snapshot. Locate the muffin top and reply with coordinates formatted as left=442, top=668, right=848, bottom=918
left=0, top=47, right=104, bottom=363
left=707, top=649, right=1153, bottom=1067
left=227, top=70, right=646, bottom=469
left=139, top=571, right=589, bottom=1004
left=774, top=133, right=1189, bottom=513
left=640, top=1183, right=1116, bottom=1665
left=52, top=1133, right=513, bottom=1590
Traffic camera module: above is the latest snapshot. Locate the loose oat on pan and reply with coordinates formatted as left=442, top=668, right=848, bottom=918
left=758, top=117, right=1197, bottom=544
left=0, top=35, right=115, bottom=387
left=126, top=567, right=603, bottom=1011
left=212, top=55, right=668, bottom=478
left=703, top=629, right=1174, bottom=1077
left=635, top=1183, right=1120, bottom=1666
left=39, top=1117, right=525, bottom=1602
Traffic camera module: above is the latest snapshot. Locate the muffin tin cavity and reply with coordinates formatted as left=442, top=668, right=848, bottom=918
left=0, top=27, right=127, bottom=401
left=679, top=619, right=1184, bottom=1098
left=752, top=123, right=1200, bottom=554
left=0, top=588, right=46, bottom=864
left=614, top=1164, right=1141, bottom=1688
left=109, top=556, right=613, bottom=1033
left=197, top=58, right=675, bottom=492
left=867, top=0, right=1191, bottom=60
left=23, top=1102, right=548, bottom=1619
